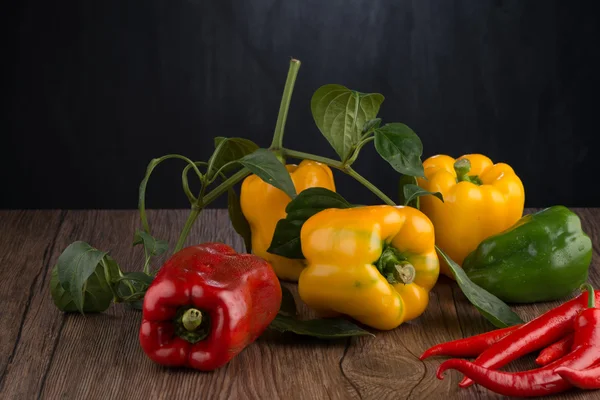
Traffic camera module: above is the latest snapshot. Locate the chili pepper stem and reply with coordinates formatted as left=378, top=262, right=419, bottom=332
left=182, top=308, right=203, bottom=331
left=581, top=283, right=595, bottom=308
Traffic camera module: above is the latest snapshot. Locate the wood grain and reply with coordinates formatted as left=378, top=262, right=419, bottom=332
left=0, top=208, right=598, bottom=399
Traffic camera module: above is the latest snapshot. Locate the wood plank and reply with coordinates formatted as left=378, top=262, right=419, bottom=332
left=38, top=210, right=353, bottom=400
left=0, top=210, right=64, bottom=393
left=0, top=208, right=598, bottom=399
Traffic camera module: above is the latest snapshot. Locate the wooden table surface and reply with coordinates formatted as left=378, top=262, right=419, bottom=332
left=1, top=209, right=599, bottom=400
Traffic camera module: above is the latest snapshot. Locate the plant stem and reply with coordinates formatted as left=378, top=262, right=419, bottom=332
left=270, top=59, right=301, bottom=150
left=173, top=169, right=250, bottom=253
left=174, top=207, right=202, bottom=253
left=345, top=166, right=396, bottom=206
left=345, top=136, right=375, bottom=166
left=203, top=168, right=251, bottom=205
left=282, top=149, right=344, bottom=169
left=283, top=148, right=396, bottom=206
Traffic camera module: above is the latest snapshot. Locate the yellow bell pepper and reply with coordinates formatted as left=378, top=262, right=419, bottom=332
left=298, top=205, right=439, bottom=330
left=417, top=154, right=524, bottom=278
left=240, top=160, right=335, bottom=281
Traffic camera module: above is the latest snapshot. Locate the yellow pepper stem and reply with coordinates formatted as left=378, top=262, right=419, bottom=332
left=377, top=246, right=415, bottom=285
left=454, top=159, right=482, bottom=185
left=394, top=262, right=416, bottom=284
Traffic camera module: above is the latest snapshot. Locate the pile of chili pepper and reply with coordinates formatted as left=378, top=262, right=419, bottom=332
left=421, top=284, right=600, bottom=397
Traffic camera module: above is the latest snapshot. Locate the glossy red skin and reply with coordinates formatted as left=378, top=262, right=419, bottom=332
left=438, top=308, right=600, bottom=397
left=459, top=291, right=600, bottom=387
left=536, top=334, right=573, bottom=366
left=420, top=325, right=521, bottom=360
left=555, top=362, right=600, bottom=389
left=139, top=243, right=281, bottom=371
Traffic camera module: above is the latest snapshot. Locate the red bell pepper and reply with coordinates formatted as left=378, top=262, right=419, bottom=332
left=139, top=243, right=281, bottom=371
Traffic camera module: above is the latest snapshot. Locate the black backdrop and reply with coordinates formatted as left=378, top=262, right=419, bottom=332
left=4, top=0, right=600, bottom=209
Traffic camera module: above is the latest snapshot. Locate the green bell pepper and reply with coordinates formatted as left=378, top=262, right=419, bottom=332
left=462, top=206, right=592, bottom=303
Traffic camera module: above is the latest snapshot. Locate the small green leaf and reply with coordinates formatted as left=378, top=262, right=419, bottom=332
left=436, top=246, right=523, bottom=328
left=239, top=149, right=297, bottom=199
left=55, top=242, right=109, bottom=313
left=311, top=84, right=384, bottom=160
left=117, top=272, right=154, bottom=286
left=228, top=188, right=252, bottom=253
left=374, top=123, right=425, bottom=177
left=269, top=314, right=374, bottom=339
left=398, top=175, right=419, bottom=209
left=102, top=255, right=123, bottom=285
left=133, top=230, right=168, bottom=257
left=209, top=137, right=259, bottom=177
left=50, top=264, right=113, bottom=313
left=279, top=284, right=297, bottom=317
left=402, top=184, right=443, bottom=207
left=362, top=118, right=382, bottom=135
left=267, top=188, right=352, bottom=258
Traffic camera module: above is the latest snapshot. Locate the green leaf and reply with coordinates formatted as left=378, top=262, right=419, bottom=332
left=267, top=187, right=352, bottom=258
left=311, top=84, right=384, bottom=160
left=102, top=255, right=122, bottom=285
left=50, top=263, right=114, bottom=313
left=133, top=230, right=168, bottom=257
left=269, top=314, right=374, bottom=339
left=209, top=137, right=259, bottom=176
left=374, top=123, right=425, bottom=177
left=398, top=175, right=419, bottom=209
left=362, top=118, right=382, bottom=135
left=436, top=246, right=523, bottom=328
left=55, top=241, right=110, bottom=313
left=117, top=272, right=154, bottom=286
left=279, top=284, right=297, bottom=317
left=401, top=184, right=443, bottom=207
left=238, top=149, right=297, bottom=199
left=227, top=188, right=252, bottom=253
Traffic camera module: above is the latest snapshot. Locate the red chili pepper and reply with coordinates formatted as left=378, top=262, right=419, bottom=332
left=139, top=243, right=282, bottom=371
left=420, top=325, right=521, bottom=360
left=555, top=362, right=600, bottom=389
left=459, top=289, right=600, bottom=388
left=536, top=333, right=574, bottom=366
left=437, top=284, right=600, bottom=397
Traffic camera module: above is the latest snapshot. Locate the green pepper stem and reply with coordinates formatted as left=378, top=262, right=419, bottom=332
left=182, top=308, right=203, bottom=331
left=581, top=283, right=595, bottom=308
left=270, top=59, right=301, bottom=150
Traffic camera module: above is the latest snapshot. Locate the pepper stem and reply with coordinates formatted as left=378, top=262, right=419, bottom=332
left=454, top=159, right=482, bottom=185
left=376, top=246, right=415, bottom=285
left=581, top=283, right=595, bottom=308
left=394, top=263, right=416, bottom=284
left=182, top=308, right=203, bottom=331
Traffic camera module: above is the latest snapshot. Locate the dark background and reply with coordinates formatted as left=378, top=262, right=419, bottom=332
left=4, top=0, right=600, bottom=209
